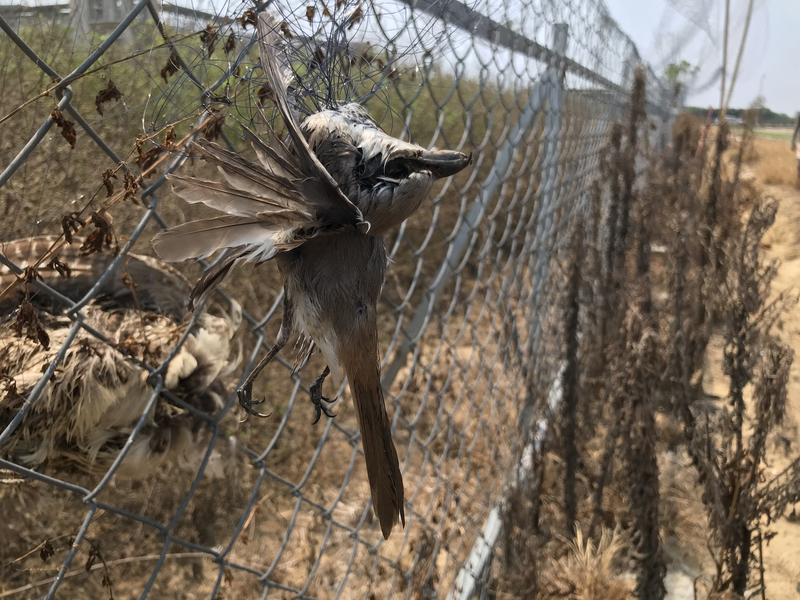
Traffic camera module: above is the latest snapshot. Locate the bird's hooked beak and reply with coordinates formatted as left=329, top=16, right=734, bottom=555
left=410, top=150, right=473, bottom=179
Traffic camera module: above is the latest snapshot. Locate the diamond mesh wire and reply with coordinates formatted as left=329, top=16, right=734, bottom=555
left=0, top=0, right=676, bottom=598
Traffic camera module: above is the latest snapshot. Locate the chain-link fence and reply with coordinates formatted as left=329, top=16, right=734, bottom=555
left=0, top=0, right=676, bottom=597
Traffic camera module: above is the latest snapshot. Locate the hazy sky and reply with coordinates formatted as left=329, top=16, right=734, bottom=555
left=602, top=0, right=799, bottom=116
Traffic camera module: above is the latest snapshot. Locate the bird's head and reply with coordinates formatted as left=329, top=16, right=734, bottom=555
left=300, top=103, right=472, bottom=235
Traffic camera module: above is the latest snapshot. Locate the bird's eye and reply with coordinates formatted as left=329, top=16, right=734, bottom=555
left=383, top=160, right=409, bottom=180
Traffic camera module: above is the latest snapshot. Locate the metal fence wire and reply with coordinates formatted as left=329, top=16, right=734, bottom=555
left=0, top=0, right=676, bottom=598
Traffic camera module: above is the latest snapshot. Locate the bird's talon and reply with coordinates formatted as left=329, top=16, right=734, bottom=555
left=238, top=385, right=269, bottom=419
left=309, top=387, right=335, bottom=423
left=311, top=402, right=335, bottom=424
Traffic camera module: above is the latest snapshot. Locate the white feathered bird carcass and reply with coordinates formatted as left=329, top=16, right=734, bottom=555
left=0, top=236, right=242, bottom=478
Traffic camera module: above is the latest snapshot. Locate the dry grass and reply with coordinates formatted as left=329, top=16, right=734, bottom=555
left=738, top=136, right=798, bottom=188
left=540, top=526, right=632, bottom=600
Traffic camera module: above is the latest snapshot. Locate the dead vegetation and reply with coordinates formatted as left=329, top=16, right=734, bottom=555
left=495, top=69, right=800, bottom=599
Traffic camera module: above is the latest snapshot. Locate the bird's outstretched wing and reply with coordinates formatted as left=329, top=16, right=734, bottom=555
left=255, top=13, right=366, bottom=229
left=151, top=12, right=369, bottom=309
left=152, top=132, right=307, bottom=309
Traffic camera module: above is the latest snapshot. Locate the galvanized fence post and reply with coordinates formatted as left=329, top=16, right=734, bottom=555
left=524, top=22, right=568, bottom=389
left=447, top=23, right=569, bottom=600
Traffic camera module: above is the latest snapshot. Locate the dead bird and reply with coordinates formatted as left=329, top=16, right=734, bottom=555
left=152, top=13, right=471, bottom=539
left=0, top=237, right=242, bottom=479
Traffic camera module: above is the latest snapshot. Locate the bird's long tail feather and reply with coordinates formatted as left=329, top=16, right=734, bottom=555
left=340, top=348, right=405, bottom=539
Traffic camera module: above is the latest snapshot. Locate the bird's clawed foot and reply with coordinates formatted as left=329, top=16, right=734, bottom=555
left=237, top=382, right=270, bottom=420
left=309, top=367, right=334, bottom=424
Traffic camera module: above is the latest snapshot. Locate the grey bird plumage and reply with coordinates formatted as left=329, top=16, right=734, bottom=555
left=151, top=13, right=471, bottom=539
left=0, top=236, right=242, bottom=478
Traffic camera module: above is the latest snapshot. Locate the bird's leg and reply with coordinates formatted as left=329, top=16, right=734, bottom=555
left=291, top=341, right=316, bottom=377
left=309, top=365, right=335, bottom=424
left=238, top=295, right=293, bottom=418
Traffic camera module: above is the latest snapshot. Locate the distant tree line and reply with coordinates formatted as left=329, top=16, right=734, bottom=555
left=688, top=106, right=796, bottom=126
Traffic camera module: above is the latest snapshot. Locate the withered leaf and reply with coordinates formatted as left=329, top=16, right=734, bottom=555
left=346, top=6, right=363, bottom=29
left=95, top=80, right=123, bottom=116
left=163, top=125, right=176, bottom=151
left=121, top=271, right=137, bottom=293
left=279, top=22, right=294, bottom=38
left=123, top=172, right=139, bottom=199
left=323, top=6, right=332, bottom=17
left=200, top=24, right=219, bottom=56
left=101, top=168, right=117, bottom=197
left=85, top=548, right=97, bottom=572
left=40, top=541, right=55, bottom=562
left=47, top=257, right=72, bottom=279
left=51, top=109, right=76, bottom=148
left=61, top=212, right=85, bottom=244
left=13, top=298, right=50, bottom=350
left=309, top=47, right=325, bottom=72
left=160, top=51, right=180, bottom=83
left=80, top=211, right=116, bottom=256
left=237, top=8, right=257, bottom=28
left=336, top=0, right=344, bottom=8
left=203, top=113, right=225, bottom=141
left=255, top=86, right=271, bottom=107
left=224, top=32, right=236, bottom=55
left=138, top=147, right=162, bottom=172
left=306, top=6, right=315, bottom=21
left=350, top=42, right=372, bottom=68
left=22, top=265, right=41, bottom=284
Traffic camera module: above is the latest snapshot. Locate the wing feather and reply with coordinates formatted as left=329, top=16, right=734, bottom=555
left=188, top=248, right=249, bottom=311
left=241, top=125, right=298, bottom=181
left=168, top=175, right=310, bottom=219
left=152, top=216, right=284, bottom=263
left=190, top=140, right=303, bottom=204
left=256, top=13, right=365, bottom=228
